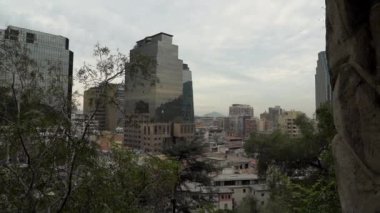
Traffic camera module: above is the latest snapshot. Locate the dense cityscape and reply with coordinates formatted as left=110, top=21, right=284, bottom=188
left=1, top=1, right=379, bottom=212
left=0, top=24, right=334, bottom=212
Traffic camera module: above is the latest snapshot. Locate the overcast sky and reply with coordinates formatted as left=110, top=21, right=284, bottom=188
left=0, top=0, right=326, bottom=117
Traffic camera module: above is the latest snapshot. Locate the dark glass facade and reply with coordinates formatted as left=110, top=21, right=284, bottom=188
left=182, top=64, right=194, bottom=122
left=125, top=33, right=193, bottom=122
left=0, top=25, right=73, bottom=113
left=124, top=33, right=195, bottom=151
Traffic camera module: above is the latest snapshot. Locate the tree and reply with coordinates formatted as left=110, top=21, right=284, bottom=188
left=235, top=195, right=258, bottom=213
left=244, top=105, right=341, bottom=212
left=164, top=139, right=217, bottom=212
left=0, top=40, right=177, bottom=212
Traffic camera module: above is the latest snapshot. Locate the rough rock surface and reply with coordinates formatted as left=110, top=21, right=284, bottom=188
left=326, top=0, right=380, bottom=212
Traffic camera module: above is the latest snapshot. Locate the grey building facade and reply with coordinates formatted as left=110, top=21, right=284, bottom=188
left=83, top=83, right=124, bottom=132
left=0, top=25, right=73, bottom=113
left=229, top=104, right=254, bottom=117
left=227, top=104, right=254, bottom=137
left=315, top=51, right=332, bottom=109
left=268, top=106, right=283, bottom=130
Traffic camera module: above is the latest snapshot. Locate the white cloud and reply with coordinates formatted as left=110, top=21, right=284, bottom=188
left=0, top=0, right=326, bottom=117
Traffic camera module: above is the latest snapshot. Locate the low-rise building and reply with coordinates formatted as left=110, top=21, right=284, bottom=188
left=125, top=116, right=195, bottom=153
left=180, top=182, right=234, bottom=211
left=212, top=173, right=260, bottom=206
left=252, top=184, right=270, bottom=210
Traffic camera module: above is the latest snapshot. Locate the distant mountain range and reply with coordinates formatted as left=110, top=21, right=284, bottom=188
left=202, top=112, right=225, bottom=117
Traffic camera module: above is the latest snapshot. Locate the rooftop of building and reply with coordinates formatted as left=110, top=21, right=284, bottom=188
left=4, top=25, right=68, bottom=39
left=204, top=152, right=252, bottom=163
left=212, top=173, right=258, bottom=181
left=252, top=184, right=270, bottom=191
left=231, top=104, right=251, bottom=107
left=136, top=32, right=173, bottom=44
left=183, top=63, right=189, bottom=70
left=181, top=182, right=233, bottom=194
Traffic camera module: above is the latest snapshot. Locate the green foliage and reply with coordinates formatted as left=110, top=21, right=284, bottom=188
left=263, top=165, right=340, bottom=213
left=245, top=105, right=341, bottom=212
left=0, top=43, right=179, bottom=212
left=235, top=196, right=258, bottom=213
left=66, top=148, right=178, bottom=212
left=245, top=106, right=336, bottom=176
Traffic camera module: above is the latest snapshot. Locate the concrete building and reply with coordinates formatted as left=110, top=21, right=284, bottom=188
left=229, top=104, right=254, bottom=117
left=315, top=51, right=332, bottom=109
left=278, top=110, right=304, bottom=138
left=258, top=106, right=283, bottom=133
left=212, top=173, right=262, bottom=207
left=258, top=112, right=273, bottom=134
left=83, top=83, right=124, bottom=132
left=226, top=104, right=254, bottom=137
left=180, top=182, right=234, bottom=211
left=243, top=118, right=258, bottom=138
left=268, top=106, right=283, bottom=130
left=252, top=184, right=270, bottom=209
left=124, top=33, right=194, bottom=152
left=0, top=25, right=73, bottom=113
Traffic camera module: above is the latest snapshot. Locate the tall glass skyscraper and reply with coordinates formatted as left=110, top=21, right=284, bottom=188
left=315, top=51, right=332, bottom=110
left=182, top=63, right=194, bottom=122
left=0, top=25, right=73, bottom=113
left=125, top=32, right=194, bottom=122
left=124, top=33, right=194, bottom=152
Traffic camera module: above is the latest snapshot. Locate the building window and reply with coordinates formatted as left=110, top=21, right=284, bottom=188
left=243, top=189, right=246, bottom=193
left=224, top=204, right=228, bottom=209
left=224, top=181, right=235, bottom=186
left=242, top=180, right=250, bottom=185
left=261, top=193, right=265, bottom=197
left=26, top=32, right=35, bottom=43
left=6, top=29, right=19, bottom=40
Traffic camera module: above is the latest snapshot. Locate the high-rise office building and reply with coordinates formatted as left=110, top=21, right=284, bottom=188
left=315, top=51, right=332, bottom=109
left=83, top=83, right=124, bottom=132
left=182, top=63, right=194, bottom=122
left=0, top=25, right=73, bottom=112
left=124, top=33, right=195, bottom=152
